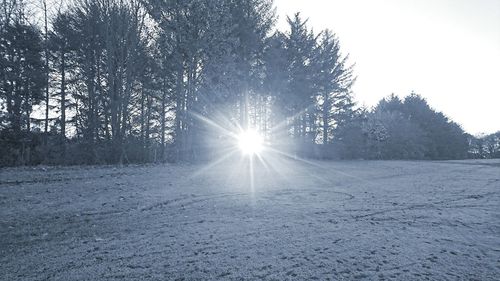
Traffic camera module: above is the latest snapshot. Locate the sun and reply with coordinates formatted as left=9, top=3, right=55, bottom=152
left=237, top=129, right=264, bottom=155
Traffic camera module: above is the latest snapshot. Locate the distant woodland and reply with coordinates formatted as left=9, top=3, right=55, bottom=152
left=1, top=0, right=498, bottom=166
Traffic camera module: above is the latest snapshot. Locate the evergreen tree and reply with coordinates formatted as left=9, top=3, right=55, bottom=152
left=0, top=21, right=46, bottom=165
left=49, top=11, right=78, bottom=142
left=316, top=29, right=355, bottom=144
left=279, top=13, right=318, bottom=144
left=263, top=32, right=288, bottom=140
left=0, top=22, right=46, bottom=135
left=402, top=93, right=468, bottom=159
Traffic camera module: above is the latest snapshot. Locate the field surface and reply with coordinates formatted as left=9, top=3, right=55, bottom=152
left=1, top=157, right=499, bottom=280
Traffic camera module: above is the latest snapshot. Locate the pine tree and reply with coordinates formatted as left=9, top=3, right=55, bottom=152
left=282, top=13, right=318, bottom=144
left=0, top=22, right=46, bottom=135
left=316, top=29, right=355, bottom=144
left=49, top=11, right=77, bottom=142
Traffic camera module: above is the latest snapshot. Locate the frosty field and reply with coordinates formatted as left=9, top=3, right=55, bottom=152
left=1, top=157, right=499, bottom=280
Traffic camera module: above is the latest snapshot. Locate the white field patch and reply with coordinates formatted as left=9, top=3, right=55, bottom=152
left=0, top=158, right=499, bottom=280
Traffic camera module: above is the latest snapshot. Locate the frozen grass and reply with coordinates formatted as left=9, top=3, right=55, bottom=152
left=0, top=157, right=499, bottom=280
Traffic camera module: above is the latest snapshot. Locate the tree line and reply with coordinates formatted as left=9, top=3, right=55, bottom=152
left=468, top=132, right=500, bottom=159
left=0, top=0, right=494, bottom=166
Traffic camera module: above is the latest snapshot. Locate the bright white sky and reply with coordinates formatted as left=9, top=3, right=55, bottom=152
left=274, top=0, right=500, bottom=135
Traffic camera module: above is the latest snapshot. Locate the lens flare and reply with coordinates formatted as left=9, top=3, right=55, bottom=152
left=238, top=129, right=263, bottom=155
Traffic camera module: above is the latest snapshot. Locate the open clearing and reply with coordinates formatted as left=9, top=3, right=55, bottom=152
left=1, top=157, right=499, bottom=280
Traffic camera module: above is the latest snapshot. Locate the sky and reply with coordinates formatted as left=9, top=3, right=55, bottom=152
left=274, top=0, right=500, bottom=135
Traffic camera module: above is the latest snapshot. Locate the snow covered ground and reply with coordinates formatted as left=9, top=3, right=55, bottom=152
left=1, top=156, right=499, bottom=280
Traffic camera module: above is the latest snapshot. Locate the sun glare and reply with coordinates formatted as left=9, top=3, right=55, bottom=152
left=238, top=129, right=264, bottom=155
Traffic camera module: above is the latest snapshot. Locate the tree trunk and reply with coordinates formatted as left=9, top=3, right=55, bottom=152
left=43, top=0, right=49, bottom=135
left=160, top=90, right=166, bottom=161
left=322, top=92, right=329, bottom=145
left=60, top=51, right=66, bottom=141
left=140, top=87, right=145, bottom=148
left=174, top=61, right=184, bottom=161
